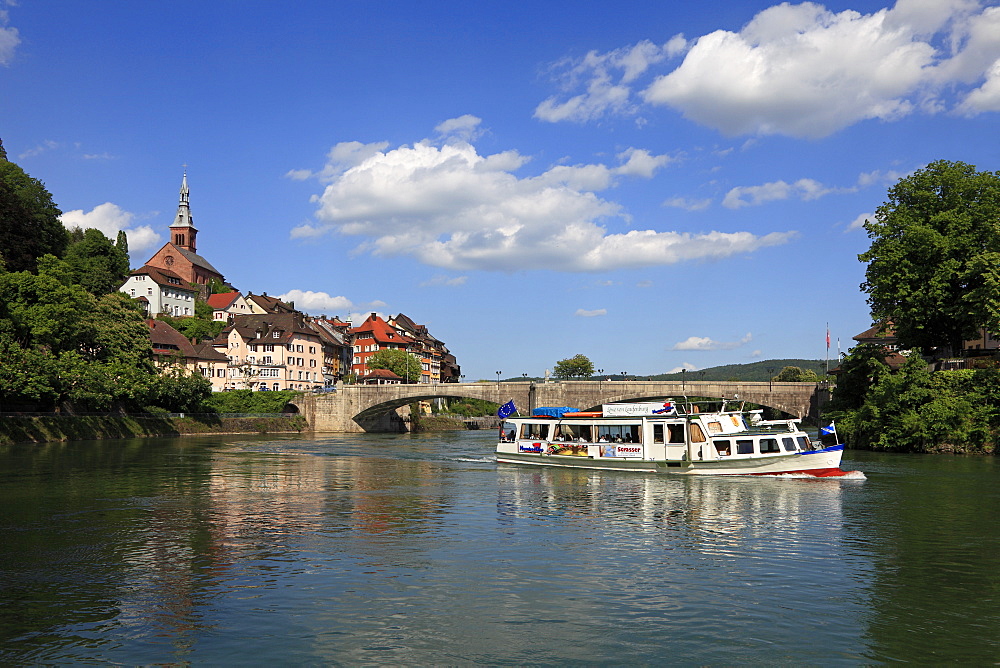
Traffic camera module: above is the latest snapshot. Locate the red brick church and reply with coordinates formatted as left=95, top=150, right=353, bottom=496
left=144, top=172, right=226, bottom=291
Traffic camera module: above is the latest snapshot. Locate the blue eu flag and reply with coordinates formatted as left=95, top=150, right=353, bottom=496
left=497, top=400, right=516, bottom=418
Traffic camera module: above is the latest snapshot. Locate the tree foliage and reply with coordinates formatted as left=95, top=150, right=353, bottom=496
left=64, top=227, right=131, bottom=295
left=157, top=312, right=225, bottom=342
left=366, top=348, right=422, bottom=382
left=860, top=160, right=1000, bottom=355
left=772, top=366, right=819, bottom=382
left=835, top=357, right=999, bottom=453
left=0, top=159, right=68, bottom=273
left=553, top=353, right=595, bottom=379
left=203, top=389, right=298, bottom=414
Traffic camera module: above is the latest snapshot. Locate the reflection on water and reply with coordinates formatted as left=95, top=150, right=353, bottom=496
left=0, top=434, right=997, bottom=665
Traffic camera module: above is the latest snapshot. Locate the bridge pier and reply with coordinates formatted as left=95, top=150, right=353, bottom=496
left=290, top=380, right=830, bottom=433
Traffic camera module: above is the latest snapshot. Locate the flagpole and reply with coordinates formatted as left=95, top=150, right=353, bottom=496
left=825, top=322, right=830, bottom=375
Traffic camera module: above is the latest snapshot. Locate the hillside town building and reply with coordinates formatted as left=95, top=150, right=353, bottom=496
left=120, top=174, right=459, bottom=391
left=120, top=265, right=197, bottom=317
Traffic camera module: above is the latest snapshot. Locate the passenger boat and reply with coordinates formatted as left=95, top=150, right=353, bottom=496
left=495, top=400, right=851, bottom=476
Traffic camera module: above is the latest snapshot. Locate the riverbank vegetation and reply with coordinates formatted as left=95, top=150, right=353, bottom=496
left=830, top=160, right=1000, bottom=454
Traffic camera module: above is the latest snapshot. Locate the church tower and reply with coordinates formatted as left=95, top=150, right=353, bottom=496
left=169, top=171, right=198, bottom=253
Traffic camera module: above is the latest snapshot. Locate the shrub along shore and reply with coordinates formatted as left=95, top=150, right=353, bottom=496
left=0, top=414, right=308, bottom=446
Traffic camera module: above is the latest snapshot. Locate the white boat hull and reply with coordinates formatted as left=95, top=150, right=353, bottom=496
left=495, top=445, right=846, bottom=477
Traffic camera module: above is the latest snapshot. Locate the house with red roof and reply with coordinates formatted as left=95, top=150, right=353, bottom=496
left=148, top=319, right=229, bottom=383
left=206, top=291, right=251, bottom=321
left=349, top=312, right=416, bottom=379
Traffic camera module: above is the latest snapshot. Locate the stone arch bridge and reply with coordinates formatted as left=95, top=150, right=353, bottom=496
left=292, top=380, right=831, bottom=433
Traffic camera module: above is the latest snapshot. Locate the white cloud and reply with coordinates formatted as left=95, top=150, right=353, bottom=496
left=293, top=124, right=796, bottom=272
left=672, top=332, right=752, bottom=351
left=277, top=289, right=354, bottom=314
left=538, top=1, right=1000, bottom=138
left=0, top=8, right=19, bottom=66
left=420, top=275, right=468, bottom=287
left=575, top=308, right=607, bottom=317
left=663, top=196, right=711, bottom=211
left=613, top=147, right=676, bottom=177
left=722, top=178, right=850, bottom=209
left=285, top=168, right=313, bottom=181
left=435, top=114, right=484, bottom=143
left=668, top=362, right=699, bottom=373
left=18, top=140, right=59, bottom=159
left=535, top=38, right=685, bottom=122
left=959, top=57, right=1000, bottom=113
left=59, top=202, right=161, bottom=258
left=847, top=212, right=874, bottom=231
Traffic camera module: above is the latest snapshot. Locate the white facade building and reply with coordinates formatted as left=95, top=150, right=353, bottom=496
left=120, top=265, right=197, bottom=317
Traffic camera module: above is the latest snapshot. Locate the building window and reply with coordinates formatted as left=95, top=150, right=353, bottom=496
left=273, top=331, right=280, bottom=338
left=265, top=344, right=274, bottom=352
left=309, top=346, right=316, bottom=354
left=296, top=345, right=303, bottom=353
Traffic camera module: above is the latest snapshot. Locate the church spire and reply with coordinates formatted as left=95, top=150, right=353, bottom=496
left=169, top=168, right=198, bottom=253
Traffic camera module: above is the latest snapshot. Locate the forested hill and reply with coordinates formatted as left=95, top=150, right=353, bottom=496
left=647, top=359, right=828, bottom=382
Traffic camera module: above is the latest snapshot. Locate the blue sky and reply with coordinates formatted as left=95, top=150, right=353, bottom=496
left=3, top=0, right=1000, bottom=381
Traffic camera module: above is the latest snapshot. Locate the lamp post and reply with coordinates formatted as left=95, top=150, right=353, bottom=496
left=767, top=367, right=775, bottom=392
left=522, top=373, right=528, bottom=382
left=620, top=371, right=627, bottom=382
left=681, top=368, right=686, bottom=392
left=496, top=370, right=502, bottom=397
left=597, top=368, right=604, bottom=395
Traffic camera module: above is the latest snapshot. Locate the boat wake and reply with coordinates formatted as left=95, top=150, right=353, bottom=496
left=455, top=455, right=497, bottom=463
left=770, top=470, right=867, bottom=480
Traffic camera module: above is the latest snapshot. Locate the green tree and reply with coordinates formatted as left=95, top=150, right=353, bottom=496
left=827, top=343, right=894, bottom=412
left=772, top=366, right=819, bottom=382
left=860, top=160, right=1000, bottom=355
left=63, top=227, right=131, bottom=295
left=0, top=159, right=68, bottom=273
left=553, top=353, right=595, bottom=379
left=157, top=312, right=225, bottom=342
left=366, top=348, right=422, bottom=383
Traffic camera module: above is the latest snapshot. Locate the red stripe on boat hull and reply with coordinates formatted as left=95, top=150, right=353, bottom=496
left=749, top=467, right=850, bottom=477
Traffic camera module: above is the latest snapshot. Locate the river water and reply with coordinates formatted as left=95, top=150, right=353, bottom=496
left=0, top=431, right=997, bottom=665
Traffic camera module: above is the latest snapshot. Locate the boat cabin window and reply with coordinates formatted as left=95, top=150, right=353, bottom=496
left=714, top=439, right=731, bottom=456
left=736, top=439, right=754, bottom=455
left=668, top=424, right=685, bottom=443
left=706, top=420, right=723, bottom=434
left=796, top=435, right=814, bottom=451
left=520, top=423, right=551, bottom=440
left=689, top=423, right=707, bottom=443
left=782, top=437, right=797, bottom=452
left=653, top=424, right=664, bottom=443
left=760, top=438, right=780, bottom=454
left=597, top=425, right=639, bottom=443
left=557, top=424, right=592, bottom=442
left=501, top=422, right=517, bottom=442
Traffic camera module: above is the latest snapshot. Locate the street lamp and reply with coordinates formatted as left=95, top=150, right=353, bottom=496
left=522, top=373, right=528, bottom=382
left=597, top=368, right=604, bottom=394
left=620, top=371, right=627, bottom=382
left=767, top=367, right=775, bottom=391
left=496, top=370, right=502, bottom=395
left=682, top=368, right=686, bottom=392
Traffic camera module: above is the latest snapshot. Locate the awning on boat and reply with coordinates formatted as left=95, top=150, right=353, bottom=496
left=531, top=406, right=578, bottom=418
